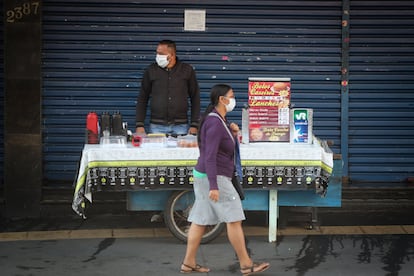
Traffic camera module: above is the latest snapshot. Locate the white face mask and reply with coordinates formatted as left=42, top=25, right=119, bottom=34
left=225, top=98, right=236, bottom=112
left=156, top=54, right=169, bottom=68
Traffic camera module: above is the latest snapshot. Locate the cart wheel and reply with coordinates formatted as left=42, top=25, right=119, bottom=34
left=164, top=190, right=225, bottom=244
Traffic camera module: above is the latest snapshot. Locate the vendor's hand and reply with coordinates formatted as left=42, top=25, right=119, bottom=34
left=209, top=189, right=219, bottom=202
left=136, top=127, right=146, bottom=135
left=229, top=122, right=240, bottom=136
left=188, top=127, right=198, bottom=135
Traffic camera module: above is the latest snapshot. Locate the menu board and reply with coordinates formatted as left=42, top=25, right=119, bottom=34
left=248, top=78, right=291, bottom=142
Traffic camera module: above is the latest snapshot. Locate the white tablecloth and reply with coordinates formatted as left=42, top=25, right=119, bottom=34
left=72, top=138, right=333, bottom=217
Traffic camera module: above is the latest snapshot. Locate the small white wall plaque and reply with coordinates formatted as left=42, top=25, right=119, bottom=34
left=184, top=9, right=206, bottom=31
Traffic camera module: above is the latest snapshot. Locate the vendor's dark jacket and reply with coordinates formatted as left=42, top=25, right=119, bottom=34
left=136, top=59, right=200, bottom=128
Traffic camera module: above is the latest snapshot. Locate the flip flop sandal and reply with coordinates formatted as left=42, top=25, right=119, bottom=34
left=180, top=263, right=210, bottom=274
left=240, top=262, right=270, bottom=276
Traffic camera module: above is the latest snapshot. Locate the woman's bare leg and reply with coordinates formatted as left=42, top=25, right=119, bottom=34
left=226, top=221, right=251, bottom=267
left=181, top=223, right=209, bottom=272
left=227, top=221, right=270, bottom=273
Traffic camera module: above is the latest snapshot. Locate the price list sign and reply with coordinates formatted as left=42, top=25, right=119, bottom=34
left=248, top=78, right=291, bottom=142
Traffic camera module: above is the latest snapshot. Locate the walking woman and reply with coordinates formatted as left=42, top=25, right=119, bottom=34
left=180, top=84, right=270, bottom=275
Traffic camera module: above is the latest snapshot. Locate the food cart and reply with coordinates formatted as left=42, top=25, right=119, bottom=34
left=72, top=136, right=340, bottom=243
left=73, top=78, right=342, bottom=243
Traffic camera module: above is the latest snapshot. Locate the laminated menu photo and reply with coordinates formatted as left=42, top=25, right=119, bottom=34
left=248, top=77, right=291, bottom=142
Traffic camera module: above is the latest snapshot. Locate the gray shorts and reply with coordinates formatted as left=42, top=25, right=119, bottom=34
left=188, top=175, right=245, bottom=225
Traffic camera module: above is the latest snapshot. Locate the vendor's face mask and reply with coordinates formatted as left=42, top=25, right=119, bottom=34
left=156, top=54, right=169, bottom=68
left=225, top=97, right=236, bottom=112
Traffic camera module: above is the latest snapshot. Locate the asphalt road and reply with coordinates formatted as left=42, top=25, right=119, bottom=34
left=1, top=234, right=413, bottom=276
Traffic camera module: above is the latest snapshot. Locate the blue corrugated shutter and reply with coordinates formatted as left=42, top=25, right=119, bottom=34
left=42, top=0, right=342, bottom=183
left=348, top=0, right=414, bottom=182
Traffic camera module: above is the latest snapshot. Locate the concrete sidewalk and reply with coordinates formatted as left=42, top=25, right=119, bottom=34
left=1, top=209, right=414, bottom=242
left=1, top=224, right=414, bottom=242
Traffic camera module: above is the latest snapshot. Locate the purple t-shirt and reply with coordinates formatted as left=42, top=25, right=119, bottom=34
left=195, top=112, right=235, bottom=190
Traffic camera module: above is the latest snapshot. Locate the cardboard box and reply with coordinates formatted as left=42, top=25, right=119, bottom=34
left=290, top=108, right=313, bottom=144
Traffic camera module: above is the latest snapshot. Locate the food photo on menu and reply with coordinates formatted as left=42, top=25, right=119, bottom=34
left=247, top=78, right=291, bottom=142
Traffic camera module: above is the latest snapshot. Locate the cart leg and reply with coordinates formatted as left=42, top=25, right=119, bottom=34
left=310, top=207, right=319, bottom=230
left=268, top=190, right=278, bottom=242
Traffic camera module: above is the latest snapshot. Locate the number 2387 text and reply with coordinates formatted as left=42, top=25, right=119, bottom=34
left=6, top=2, right=40, bottom=23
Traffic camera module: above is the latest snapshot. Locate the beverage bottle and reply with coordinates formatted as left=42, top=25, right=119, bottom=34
left=86, top=111, right=99, bottom=144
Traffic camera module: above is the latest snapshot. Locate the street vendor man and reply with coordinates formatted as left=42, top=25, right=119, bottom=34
left=135, top=39, right=201, bottom=135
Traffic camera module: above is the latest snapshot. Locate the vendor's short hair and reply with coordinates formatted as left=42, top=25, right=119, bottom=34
left=159, top=40, right=176, bottom=53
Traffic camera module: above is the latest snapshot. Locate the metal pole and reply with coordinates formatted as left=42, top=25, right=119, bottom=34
left=340, top=0, right=350, bottom=184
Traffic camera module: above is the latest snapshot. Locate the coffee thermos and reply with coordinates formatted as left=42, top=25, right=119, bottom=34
left=100, top=112, right=111, bottom=136
left=111, top=111, right=124, bottom=136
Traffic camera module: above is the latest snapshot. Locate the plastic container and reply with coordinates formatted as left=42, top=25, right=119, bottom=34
left=177, top=135, right=198, bottom=148
left=100, top=135, right=127, bottom=147
left=141, top=133, right=167, bottom=148
left=166, top=136, right=178, bottom=147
